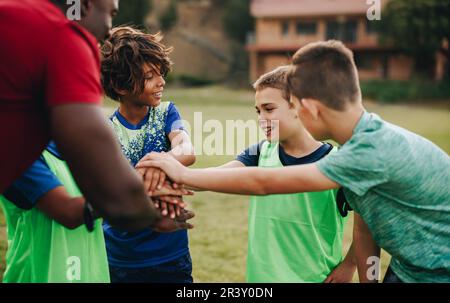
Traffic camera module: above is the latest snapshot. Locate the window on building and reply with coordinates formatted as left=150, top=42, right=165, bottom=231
left=296, top=21, right=317, bottom=35
left=281, top=20, right=290, bottom=37
left=326, top=20, right=357, bottom=43
left=354, top=52, right=375, bottom=70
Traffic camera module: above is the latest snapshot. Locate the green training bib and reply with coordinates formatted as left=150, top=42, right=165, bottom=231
left=0, top=150, right=110, bottom=283
left=247, top=141, right=346, bottom=282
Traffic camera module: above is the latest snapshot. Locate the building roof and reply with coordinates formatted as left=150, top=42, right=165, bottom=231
left=251, top=0, right=386, bottom=18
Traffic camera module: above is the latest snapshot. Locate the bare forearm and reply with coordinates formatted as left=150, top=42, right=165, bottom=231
left=184, top=161, right=245, bottom=192
left=168, top=148, right=195, bottom=167
left=353, top=214, right=380, bottom=283
left=343, top=242, right=357, bottom=266
left=51, top=104, right=161, bottom=231
left=179, top=164, right=338, bottom=195
left=168, top=131, right=196, bottom=167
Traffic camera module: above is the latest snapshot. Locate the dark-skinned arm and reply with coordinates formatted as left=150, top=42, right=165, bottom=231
left=36, top=186, right=95, bottom=230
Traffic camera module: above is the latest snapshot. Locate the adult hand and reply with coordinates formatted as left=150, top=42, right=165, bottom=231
left=153, top=209, right=195, bottom=233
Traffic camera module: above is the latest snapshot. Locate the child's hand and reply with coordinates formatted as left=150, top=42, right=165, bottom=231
left=153, top=198, right=191, bottom=219
left=136, top=152, right=186, bottom=184
left=136, top=166, right=166, bottom=193
left=323, top=259, right=356, bottom=283
left=151, top=181, right=193, bottom=198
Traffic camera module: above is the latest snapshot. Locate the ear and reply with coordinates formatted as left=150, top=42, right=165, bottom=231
left=300, top=98, right=320, bottom=120
left=80, top=0, right=93, bottom=17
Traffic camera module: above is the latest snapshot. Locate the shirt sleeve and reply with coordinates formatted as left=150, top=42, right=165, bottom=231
left=165, top=102, right=186, bottom=135
left=316, top=135, right=388, bottom=196
left=3, top=156, right=62, bottom=210
left=45, top=24, right=102, bottom=107
left=235, top=141, right=264, bottom=167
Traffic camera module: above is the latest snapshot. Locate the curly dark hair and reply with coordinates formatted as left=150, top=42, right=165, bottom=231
left=100, top=26, right=173, bottom=101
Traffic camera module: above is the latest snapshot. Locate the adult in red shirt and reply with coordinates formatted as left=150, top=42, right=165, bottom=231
left=0, top=0, right=190, bottom=232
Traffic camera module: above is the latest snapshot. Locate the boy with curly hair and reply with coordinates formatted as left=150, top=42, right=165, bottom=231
left=100, top=26, right=196, bottom=283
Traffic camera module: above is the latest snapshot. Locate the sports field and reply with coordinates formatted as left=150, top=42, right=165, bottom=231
left=1, top=85, right=449, bottom=282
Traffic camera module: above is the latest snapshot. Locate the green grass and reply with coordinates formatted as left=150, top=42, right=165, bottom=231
left=1, top=85, right=449, bottom=282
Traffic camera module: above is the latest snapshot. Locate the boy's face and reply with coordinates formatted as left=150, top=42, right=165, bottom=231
left=127, top=64, right=166, bottom=107
left=255, top=88, right=301, bottom=143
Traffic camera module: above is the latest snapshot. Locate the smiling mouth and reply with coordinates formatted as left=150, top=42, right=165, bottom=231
left=153, top=91, right=163, bottom=98
left=263, top=127, right=273, bottom=136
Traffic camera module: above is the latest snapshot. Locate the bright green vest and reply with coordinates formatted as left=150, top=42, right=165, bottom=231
left=247, top=142, right=346, bottom=282
left=0, top=150, right=110, bottom=283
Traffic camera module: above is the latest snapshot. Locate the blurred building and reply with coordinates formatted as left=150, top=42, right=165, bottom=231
left=148, top=0, right=233, bottom=82
left=247, top=0, right=414, bottom=81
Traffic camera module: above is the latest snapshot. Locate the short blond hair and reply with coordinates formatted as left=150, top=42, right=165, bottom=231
left=253, top=65, right=291, bottom=100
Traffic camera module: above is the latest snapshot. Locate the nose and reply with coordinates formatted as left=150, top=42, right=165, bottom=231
left=258, top=112, right=268, bottom=122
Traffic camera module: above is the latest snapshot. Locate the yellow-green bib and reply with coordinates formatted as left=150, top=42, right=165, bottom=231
left=0, top=150, right=110, bottom=283
left=247, top=141, right=346, bottom=282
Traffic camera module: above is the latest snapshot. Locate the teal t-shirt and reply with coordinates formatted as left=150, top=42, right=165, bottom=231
left=317, top=111, right=450, bottom=282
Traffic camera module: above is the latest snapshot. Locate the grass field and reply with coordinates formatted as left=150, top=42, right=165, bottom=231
left=1, top=85, right=449, bottom=282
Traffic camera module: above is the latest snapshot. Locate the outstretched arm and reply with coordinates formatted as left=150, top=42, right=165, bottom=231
left=136, top=153, right=339, bottom=195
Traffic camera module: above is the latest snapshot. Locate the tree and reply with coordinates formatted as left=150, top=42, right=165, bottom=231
left=113, top=0, right=153, bottom=28
left=222, top=0, right=254, bottom=43
left=159, top=0, right=178, bottom=31
left=378, top=0, right=450, bottom=78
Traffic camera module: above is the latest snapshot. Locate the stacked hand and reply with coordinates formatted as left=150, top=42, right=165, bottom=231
left=151, top=181, right=193, bottom=218
left=136, top=152, right=186, bottom=184
left=153, top=208, right=195, bottom=233
left=136, top=153, right=194, bottom=227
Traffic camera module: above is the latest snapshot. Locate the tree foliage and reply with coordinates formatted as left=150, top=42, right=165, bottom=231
left=222, top=0, right=254, bottom=43
left=378, top=0, right=450, bottom=76
left=113, top=0, right=153, bottom=28
left=159, top=0, right=178, bottom=31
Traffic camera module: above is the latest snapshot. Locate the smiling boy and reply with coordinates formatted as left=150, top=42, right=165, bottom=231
left=100, top=26, right=196, bottom=283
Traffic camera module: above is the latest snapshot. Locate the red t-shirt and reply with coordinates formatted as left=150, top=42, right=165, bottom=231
left=0, top=0, right=103, bottom=192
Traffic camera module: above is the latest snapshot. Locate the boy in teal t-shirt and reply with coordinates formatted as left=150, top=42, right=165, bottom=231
left=136, top=41, right=450, bottom=283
